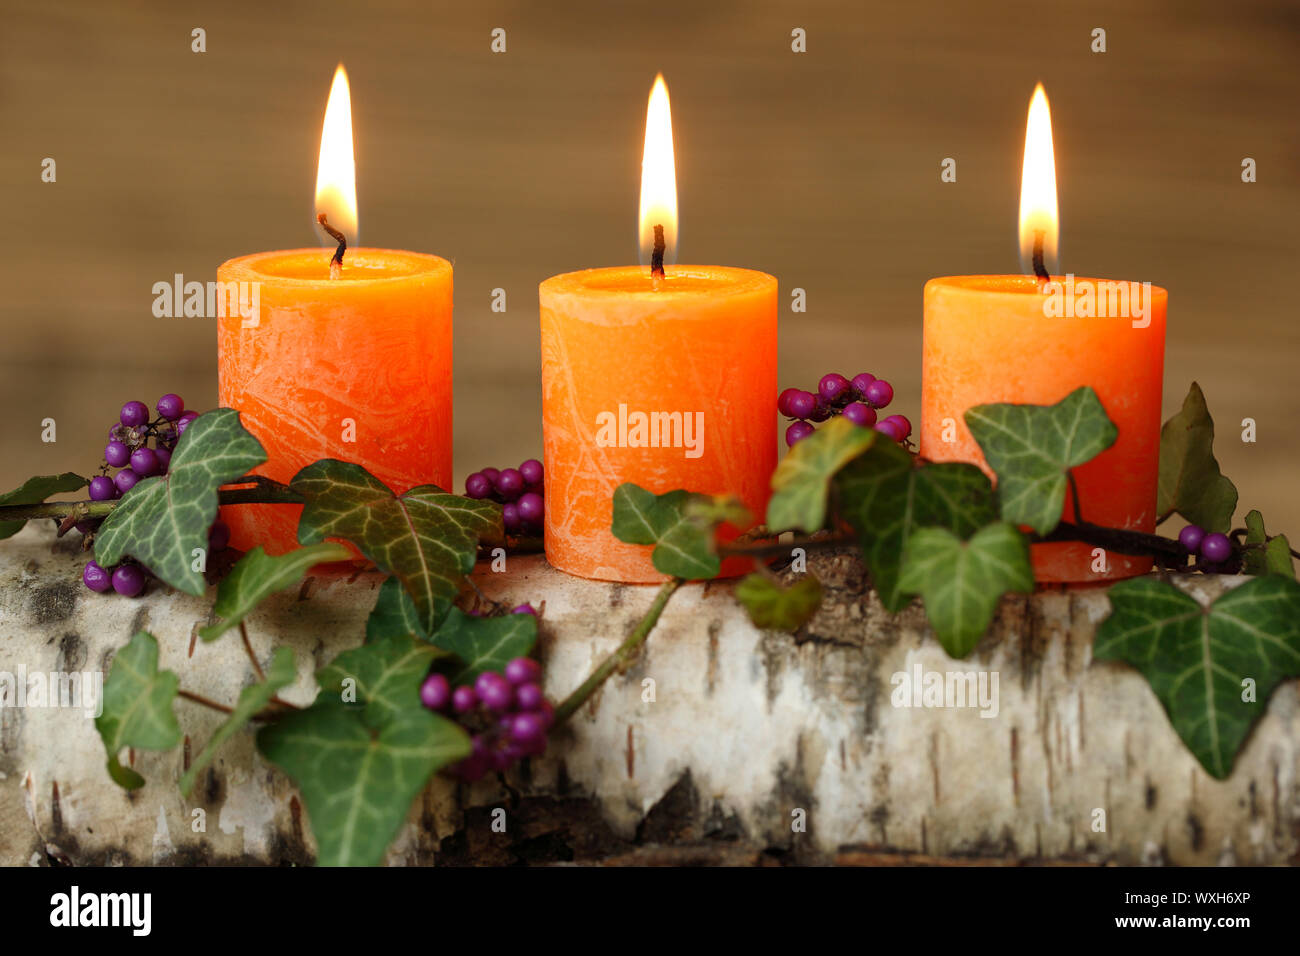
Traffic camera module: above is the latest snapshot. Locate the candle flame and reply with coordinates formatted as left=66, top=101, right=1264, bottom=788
left=1018, top=83, right=1058, bottom=277
left=315, top=64, right=358, bottom=244
left=638, top=74, right=677, bottom=266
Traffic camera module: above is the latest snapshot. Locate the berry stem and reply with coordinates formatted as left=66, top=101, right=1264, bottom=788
left=552, top=577, right=682, bottom=727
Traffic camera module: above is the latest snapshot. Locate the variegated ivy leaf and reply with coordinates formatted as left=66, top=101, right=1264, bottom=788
left=292, top=461, right=502, bottom=634
left=0, top=472, right=88, bottom=539
left=898, top=522, right=1034, bottom=658
left=965, top=386, right=1118, bottom=536
left=95, top=631, right=181, bottom=789
left=94, top=409, right=266, bottom=595
left=767, top=418, right=877, bottom=533
left=835, top=438, right=996, bottom=613
left=1094, top=574, right=1300, bottom=780
left=258, top=634, right=470, bottom=866
left=610, top=483, right=720, bottom=579
left=429, top=607, right=538, bottom=686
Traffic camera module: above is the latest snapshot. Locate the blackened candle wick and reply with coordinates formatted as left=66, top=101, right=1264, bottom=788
left=1032, top=229, right=1050, bottom=282
left=651, top=224, right=666, bottom=279
left=317, top=213, right=347, bottom=279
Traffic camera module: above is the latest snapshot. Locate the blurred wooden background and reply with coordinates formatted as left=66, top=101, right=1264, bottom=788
left=2, top=0, right=1298, bottom=529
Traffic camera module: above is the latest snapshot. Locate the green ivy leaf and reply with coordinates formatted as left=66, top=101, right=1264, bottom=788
left=735, top=574, right=823, bottom=631
left=0, top=473, right=88, bottom=539
left=366, top=575, right=439, bottom=643
left=258, top=633, right=469, bottom=866
left=429, top=607, right=538, bottom=686
left=179, top=646, right=296, bottom=797
left=1242, top=510, right=1295, bottom=579
left=292, top=461, right=502, bottom=633
left=610, top=483, right=720, bottom=579
left=965, top=386, right=1118, bottom=535
left=94, top=410, right=266, bottom=595
left=1094, top=574, right=1300, bottom=779
left=1157, top=382, right=1238, bottom=533
left=95, top=631, right=181, bottom=789
left=835, top=439, right=996, bottom=612
left=316, top=633, right=449, bottom=725
left=898, top=522, right=1034, bottom=658
left=199, top=543, right=352, bottom=642
left=767, top=418, right=877, bottom=532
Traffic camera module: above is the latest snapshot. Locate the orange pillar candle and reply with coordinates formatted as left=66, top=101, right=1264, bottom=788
left=538, top=76, right=778, bottom=582
left=919, top=86, right=1167, bottom=582
left=216, top=66, right=453, bottom=555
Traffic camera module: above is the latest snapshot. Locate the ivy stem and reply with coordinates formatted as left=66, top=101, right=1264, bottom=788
left=0, top=478, right=305, bottom=522
left=552, top=577, right=682, bottom=727
left=176, top=689, right=233, bottom=714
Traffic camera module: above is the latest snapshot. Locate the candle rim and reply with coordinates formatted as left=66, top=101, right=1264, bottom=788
left=540, top=264, right=776, bottom=299
left=218, top=248, right=451, bottom=284
left=926, top=274, right=1168, bottom=299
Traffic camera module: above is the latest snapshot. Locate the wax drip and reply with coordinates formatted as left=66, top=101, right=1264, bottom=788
left=317, top=213, right=347, bottom=279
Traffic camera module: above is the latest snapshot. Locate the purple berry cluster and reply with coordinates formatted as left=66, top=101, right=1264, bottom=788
left=779, top=372, right=912, bottom=447
left=1177, top=524, right=1234, bottom=569
left=81, top=394, right=228, bottom=597
left=465, top=458, right=544, bottom=536
left=95, top=394, right=197, bottom=500
left=420, top=649, right=553, bottom=782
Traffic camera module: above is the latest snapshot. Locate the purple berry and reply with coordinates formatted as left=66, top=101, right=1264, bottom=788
left=83, top=560, right=112, bottom=593
left=516, top=492, right=544, bottom=523
left=1178, top=524, right=1205, bottom=553
left=129, top=447, right=159, bottom=477
left=512, top=602, right=538, bottom=616
left=465, top=472, right=492, bottom=499
left=208, top=521, right=230, bottom=552
left=875, top=420, right=903, bottom=442
left=777, top=388, right=802, bottom=417
left=89, top=475, right=116, bottom=501
left=514, top=682, right=544, bottom=711
left=1200, top=532, right=1231, bottom=564
left=842, top=403, right=877, bottom=427
left=113, top=468, right=139, bottom=494
left=475, top=672, right=514, bottom=712
left=420, top=673, right=452, bottom=711
left=153, top=446, right=172, bottom=473
left=104, top=441, right=130, bottom=468
left=452, top=685, right=478, bottom=714
left=850, top=372, right=877, bottom=397
left=509, top=712, right=547, bottom=746
left=480, top=466, right=500, bottom=484
left=864, top=379, right=894, bottom=408
left=119, top=401, right=149, bottom=428
left=505, top=657, right=542, bottom=685
left=883, top=414, right=912, bottom=440
left=156, top=394, right=184, bottom=421
left=495, top=468, right=524, bottom=501
left=818, top=373, right=851, bottom=403
left=786, top=390, right=817, bottom=420
left=785, top=421, right=816, bottom=447
left=502, top=502, right=522, bottom=533
left=176, top=415, right=197, bottom=437
left=808, top=397, right=831, bottom=422
left=519, top=459, right=544, bottom=486
left=111, top=564, right=145, bottom=597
